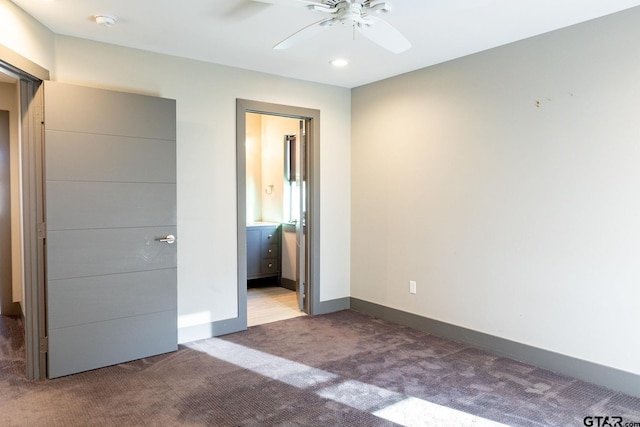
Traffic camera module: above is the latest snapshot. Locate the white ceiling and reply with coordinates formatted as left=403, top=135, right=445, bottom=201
left=10, top=0, right=640, bottom=88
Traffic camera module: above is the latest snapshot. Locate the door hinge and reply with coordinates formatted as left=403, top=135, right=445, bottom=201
left=40, top=336, right=48, bottom=353
left=37, top=222, right=46, bottom=240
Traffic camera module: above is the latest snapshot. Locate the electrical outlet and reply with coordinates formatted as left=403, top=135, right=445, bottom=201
left=409, top=280, right=417, bottom=294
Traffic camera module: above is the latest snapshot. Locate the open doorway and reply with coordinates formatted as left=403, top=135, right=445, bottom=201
left=236, top=99, right=320, bottom=328
left=0, top=69, right=24, bottom=320
left=245, top=113, right=305, bottom=326
left=0, top=47, right=49, bottom=380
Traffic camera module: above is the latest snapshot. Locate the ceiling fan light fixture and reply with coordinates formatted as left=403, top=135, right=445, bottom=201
left=94, top=15, right=117, bottom=27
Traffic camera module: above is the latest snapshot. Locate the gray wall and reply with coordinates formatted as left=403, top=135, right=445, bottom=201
left=351, top=7, right=640, bottom=377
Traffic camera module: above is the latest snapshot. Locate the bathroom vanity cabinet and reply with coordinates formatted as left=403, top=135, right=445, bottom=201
left=247, top=223, right=281, bottom=280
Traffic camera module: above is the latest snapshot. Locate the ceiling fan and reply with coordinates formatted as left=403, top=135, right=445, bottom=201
left=252, top=0, right=411, bottom=53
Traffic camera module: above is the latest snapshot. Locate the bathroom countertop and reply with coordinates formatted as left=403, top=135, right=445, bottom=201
left=247, top=221, right=281, bottom=228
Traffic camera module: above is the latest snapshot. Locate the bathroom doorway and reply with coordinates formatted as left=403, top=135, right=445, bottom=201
left=236, top=99, right=320, bottom=328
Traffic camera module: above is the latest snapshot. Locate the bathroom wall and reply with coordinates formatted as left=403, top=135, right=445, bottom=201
left=246, top=113, right=262, bottom=224
left=246, top=113, right=300, bottom=224
left=261, top=115, right=299, bottom=223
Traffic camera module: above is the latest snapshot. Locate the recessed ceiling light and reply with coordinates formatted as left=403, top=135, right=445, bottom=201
left=94, top=15, right=117, bottom=27
left=330, top=59, right=349, bottom=67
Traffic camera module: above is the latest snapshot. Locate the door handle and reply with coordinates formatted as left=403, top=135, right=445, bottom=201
left=157, top=234, right=176, bottom=244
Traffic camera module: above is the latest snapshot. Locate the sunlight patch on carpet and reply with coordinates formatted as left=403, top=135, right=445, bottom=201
left=316, top=380, right=401, bottom=411
left=374, top=397, right=510, bottom=427
left=188, top=338, right=338, bottom=388
left=191, top=338, right=511, bottom=427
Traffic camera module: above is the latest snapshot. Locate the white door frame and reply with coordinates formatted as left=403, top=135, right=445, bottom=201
left=236, top=99, right=321, bottom=327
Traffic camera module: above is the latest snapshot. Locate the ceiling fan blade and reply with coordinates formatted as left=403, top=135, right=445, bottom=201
left=251, top=0, right=329, bottom=8
left=274, top=17, right=334, bottom=49
left=356, top=15, right=411, bottom=53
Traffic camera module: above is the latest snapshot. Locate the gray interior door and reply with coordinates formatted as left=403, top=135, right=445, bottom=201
left=44, top=81, right=177, bottom=378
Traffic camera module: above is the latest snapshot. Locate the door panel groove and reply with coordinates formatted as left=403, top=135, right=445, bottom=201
left=46, top=179, right=177, bottom=184
left=47, top=267, right=178, bottom=281
left=47, top=225, right=178, bottom=232
left=45, top=129, right=177, bottom=142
